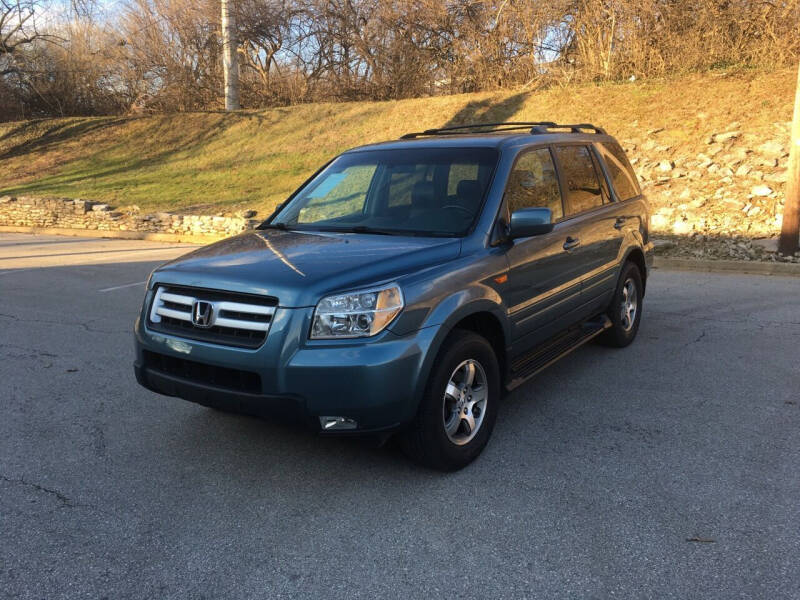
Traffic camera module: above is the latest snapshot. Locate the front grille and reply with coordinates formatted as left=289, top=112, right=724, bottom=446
left=147, top=285, right=278, bottom=349
left=143, top=350, right=262, bottom=394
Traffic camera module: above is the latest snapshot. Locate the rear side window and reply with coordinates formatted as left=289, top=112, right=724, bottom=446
left=597, top=141, right=640, bottom=201
left=505, top=148, right=563, bottom=220
left=590, top=151, right=612, bottom=204
left=553, top=145, right=604, bottom=216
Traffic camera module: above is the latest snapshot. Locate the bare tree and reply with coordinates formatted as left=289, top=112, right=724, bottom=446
left=1, top=0, right=58, bottom=74
left=234, top=0, right=304, bottom=104
left=118, top=0, right=222, bottom=111
left=3, top=0, right=800, bottom=119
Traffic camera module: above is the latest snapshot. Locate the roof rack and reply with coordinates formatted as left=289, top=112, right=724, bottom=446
left=400, top=121, right=606, bottom=139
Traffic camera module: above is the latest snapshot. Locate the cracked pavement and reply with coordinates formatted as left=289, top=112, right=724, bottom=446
left=1, top=233, right=799, bottom=599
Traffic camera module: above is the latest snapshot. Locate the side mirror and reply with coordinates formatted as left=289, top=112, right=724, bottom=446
left=509, top=207, right=554, bottom=239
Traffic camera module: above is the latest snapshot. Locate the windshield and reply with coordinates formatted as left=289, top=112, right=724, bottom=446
left=269, top=147, right=499, bottom=236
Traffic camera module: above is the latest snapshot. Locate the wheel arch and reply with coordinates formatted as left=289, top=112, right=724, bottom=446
left=408, top=302, right=509, bottom=425
left=622, top=246, right=648, bottom=296
left=448, top=311, right=508, bottom=379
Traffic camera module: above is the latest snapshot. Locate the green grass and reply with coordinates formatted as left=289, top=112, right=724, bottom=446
left=0, top=67, right=795, bottom=217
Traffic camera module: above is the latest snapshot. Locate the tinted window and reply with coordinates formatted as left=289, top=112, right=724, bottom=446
left=554, top=145, right=604, bottom=215
left=273, top=147, right=498, bottom=236
left=505, top=148, right=562, bottom=220
left=591, top=151, right=612, bottom=203
left=597, top=141, right=640, bottom=201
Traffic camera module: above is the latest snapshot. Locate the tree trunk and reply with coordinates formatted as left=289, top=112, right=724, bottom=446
left=778, top=61, right=800, bottom=255
left=221, top=0, right=240, bottom=111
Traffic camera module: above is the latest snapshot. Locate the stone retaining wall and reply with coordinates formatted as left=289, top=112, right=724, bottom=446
left=0, top=196, right=258, bottom=238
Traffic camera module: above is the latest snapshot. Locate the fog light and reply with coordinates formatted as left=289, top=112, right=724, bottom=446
left=319, top=416, right=358, bottom=430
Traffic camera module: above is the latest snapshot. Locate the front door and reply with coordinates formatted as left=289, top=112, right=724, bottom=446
left=502, top=146, right=586, bottom=354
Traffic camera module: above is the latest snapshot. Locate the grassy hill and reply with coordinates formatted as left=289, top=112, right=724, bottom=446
left=0, top=67, right=795, bottom=219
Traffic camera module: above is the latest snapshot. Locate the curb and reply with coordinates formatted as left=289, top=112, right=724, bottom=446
left=0, top=225, right=223, bottom=245
left=654, top=257, right=800, bottom=277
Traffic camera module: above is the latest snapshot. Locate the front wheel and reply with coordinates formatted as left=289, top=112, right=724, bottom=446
left=598, top=261, right=643, bottom=348
left=400, top=330, right=500, bottom=471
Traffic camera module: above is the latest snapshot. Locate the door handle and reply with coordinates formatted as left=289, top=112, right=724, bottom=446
left=563, top=237, right=581, bottom=251
left=613, top=217, right=627, bottom=230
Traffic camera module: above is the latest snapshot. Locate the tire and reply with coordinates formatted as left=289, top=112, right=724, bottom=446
left=598, top=261, right=643, bottom=348
left=400, top=330, right=500, bottom=471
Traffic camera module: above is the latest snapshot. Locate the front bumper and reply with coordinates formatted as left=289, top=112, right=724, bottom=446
left=134, top=301, right=438, bottom=433
left=134, top=360, right=309, bottom=423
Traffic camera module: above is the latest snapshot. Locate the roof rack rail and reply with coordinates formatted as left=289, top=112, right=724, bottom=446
left=400, top=121, right=606, bottom=139
left=531, top=122, right=607, bottom=135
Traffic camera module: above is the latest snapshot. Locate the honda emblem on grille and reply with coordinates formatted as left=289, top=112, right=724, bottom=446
left=192, top=301, right=214, bottom=328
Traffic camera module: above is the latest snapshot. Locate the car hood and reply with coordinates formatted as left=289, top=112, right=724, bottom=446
left=150, top=229, right=462, bottom=307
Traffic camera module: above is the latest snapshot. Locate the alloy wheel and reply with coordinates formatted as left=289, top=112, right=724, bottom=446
left=620, top=278, right=638, bottom=332
left=443, top=359, right=488, bottom=445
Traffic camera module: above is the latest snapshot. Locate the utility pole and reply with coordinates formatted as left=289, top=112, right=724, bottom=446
left=221, top=0, right=240, bottom=111
left=778, top=61, right=800, bottom=256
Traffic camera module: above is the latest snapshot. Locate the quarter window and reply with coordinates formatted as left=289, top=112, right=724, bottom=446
left=554, top=145, right=605, bottom=216
left=505, top=148, right=563, bottom=220
left=597, top=141, right=640, bottom=201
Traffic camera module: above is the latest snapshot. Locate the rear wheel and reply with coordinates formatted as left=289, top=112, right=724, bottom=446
left=598, top=261, right=643, bottom=348
left=401, top=330, right=500, bottom=471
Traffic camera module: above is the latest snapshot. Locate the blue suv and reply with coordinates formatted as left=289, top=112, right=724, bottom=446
left=134, top=122, right=653, bottom=470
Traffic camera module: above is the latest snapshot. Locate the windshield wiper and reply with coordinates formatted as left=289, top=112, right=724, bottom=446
left=263, top=223, right=457, bottom=237
left=309, top=225, right=401, bottom=236
left=325, top=225, right=461, bottom=237
left=344, top=225, right=399, bottom=235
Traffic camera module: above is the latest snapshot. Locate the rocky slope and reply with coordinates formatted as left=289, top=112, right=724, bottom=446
left=623, top=120, right=795, bottom=261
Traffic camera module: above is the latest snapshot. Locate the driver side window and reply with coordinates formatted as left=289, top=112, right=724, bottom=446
left=505, top=148, right=563, bottom=221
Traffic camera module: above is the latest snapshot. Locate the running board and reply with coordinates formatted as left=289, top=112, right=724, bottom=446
left=506, top=315, right=612, bottom=391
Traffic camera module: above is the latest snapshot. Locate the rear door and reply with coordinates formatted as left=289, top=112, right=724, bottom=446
left=552, top=143, right=621, bottom=316
left=502, top=146, right=587, bottom=353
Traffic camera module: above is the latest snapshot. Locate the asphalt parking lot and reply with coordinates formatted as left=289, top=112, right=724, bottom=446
left=1, top=232, right=799, bottom=599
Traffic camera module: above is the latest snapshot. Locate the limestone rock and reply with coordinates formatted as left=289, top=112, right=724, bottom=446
left=751, top=185, right=773, bottom=197
left=658, top=160, right=675, bottom=172
left=672, top=219, right=692, bottom=235
left=756, top=141, right=786, bottom=159
left=708, top=131, right=740, bottom=144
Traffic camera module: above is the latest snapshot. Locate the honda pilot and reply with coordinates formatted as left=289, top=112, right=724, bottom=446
left=134, top=122, right=653, bottom=470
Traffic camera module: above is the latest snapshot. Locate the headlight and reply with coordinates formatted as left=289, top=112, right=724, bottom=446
left=310, top=283, right=404, bottom=339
